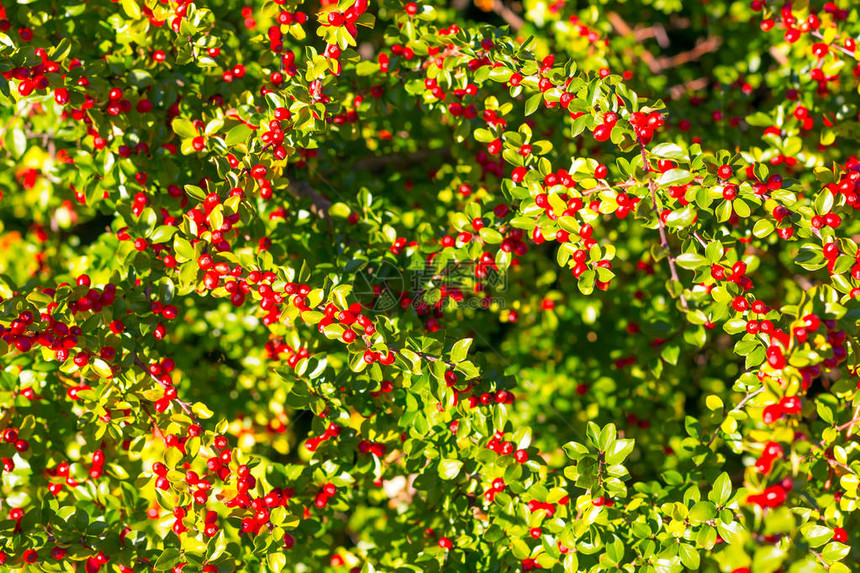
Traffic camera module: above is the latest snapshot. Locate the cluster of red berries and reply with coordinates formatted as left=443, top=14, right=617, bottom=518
left=753, top=441, right=784, bottom=474
left=592, top=111, right=618, bottom=142
left=259, top=107, right=295, bottom=160
left=357, top=439, right=387, bottom=457
left=486, top=431, right=529, bottom=463
left=747, top=481, right=789, bottom=509
left=629, top=111, right=664, bottom=144
left=305, top=422, right=342, bottom=452
left=2, top=426, right=29, bottom=466
left=0, top=280, right=123, bottom=365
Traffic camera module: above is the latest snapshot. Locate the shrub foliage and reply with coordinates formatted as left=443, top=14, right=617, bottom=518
left=0, top=0, right=859, bottom=571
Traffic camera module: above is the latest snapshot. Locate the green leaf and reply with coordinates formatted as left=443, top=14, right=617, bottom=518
left=716, top=200, right=732, bottom=222
left=604, top=438, right=634, bottom=465
left=184, top=185, right=206, bottom=202
left=438, top=459, right=463, bottom=480
left=150, top=225, right=178, bottom=244
left=679, top=544, right=700, bottom=569
left=479, top=228, right=503, bottom=244
left=511, top=538, right=530, bottom=559
left=450, top=338, right=472, bottom=363
left=709, top=473, right=732, bottom=506
left=225, top=123, right=253, bottom=147
left=512, top=426, right=532, bottom=450
left=5, top=128, right=26, bottom=158
left=598, top=423, right=616, bottom=452
left=174, top=237, right=194, bottom=262
left=688, top=501, right=717, bottom=524
left=267, top=553, right=287, bottom=573
left=665, top=205, right=696, bottom=228
left=716, top=520, right=743, bottom=545
left=563, top=441, right=589, bottom=459
left=821, top=541, right=850, bottom=562
left=524, top=93, right=542, bottom=116
left=473, top=128, right=495, bottom=143
left=657, top=168, right=693, bottom=187
left=121, top=0, right=141, bottom=19
left=154, top=549, right=181, bottom=570
left=651, top=143, right=687, bottom=161
left=90, top=359, right=113, bottom=378
left=746, top=111, right=773, bottom=127
left=329, top=202, right=352, bottom=218
left=675, top=253, right=707, bottom=270
left=752, top=219, right=773, bottom=239
left=801, top=524, right=833, bottom=548
left=192, top=402, right=214, bottom=419
left=172, top=118, right=198, bottom=139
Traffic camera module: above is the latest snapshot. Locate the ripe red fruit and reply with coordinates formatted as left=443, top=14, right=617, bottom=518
left=762, top=403, right=783, bottom=425
left=832, top=527, right=847, bottom=543
left=203, top=271, right=219, bottom=290
left=779, top=395, right=801, bottom=414
left=593, top=123, right=612, bottom=142
left=717, top=164, right=733, bottom=179
left=438, top=537, right=452, bottom=550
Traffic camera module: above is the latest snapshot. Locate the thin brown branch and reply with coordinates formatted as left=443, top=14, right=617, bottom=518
left=769, top=46, right=790, bottom=66
left=640, top=140, right=687, bottom=309
left=133, top=357, right=201, bottom=425
left=669, top=77, right=709, bottom=100
left=607, top=12, right=662, bottom=73
left=707, top=387, right=766, bottom=447
left=350, top=148, right=452, bottom=173
left=492, top=0, right=524, bottom=32
left=653, top=36, right=722, bottom=71
left=794, top=274, right=815, bottom=291
left=287, top=180, right=333, bottom=223
left=810, top=30, right=857, bottom=59
left=836, top=403, right=860, bottom=436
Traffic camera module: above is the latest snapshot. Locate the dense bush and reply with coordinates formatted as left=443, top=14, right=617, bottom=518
left=0, top=0, right=859, bottom=571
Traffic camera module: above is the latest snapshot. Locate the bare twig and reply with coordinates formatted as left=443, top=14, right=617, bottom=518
left=640, top=140, right=687, bottom=309
left=669, top=77, right=710, bottom=100
left=768, top=46, right=790, bottom=66
left=0, top=108, right=24, bottom=142
left=286, top=180, right=333, bottom=223
left=707, top=387, right=766, bottom=447
left=653, top=37, right=722, bottom=71
left=810, top=30, right=857, bottom=59
left=133, top=357, right=201, bottom=425
left=350, top=148, right=452, bottom=173
left=794, top=275, right=815, bottom=291
left=836, top=403, right=860, bottom=436
left=607, top=12, right=662, bottom=73
left=492, top=0, right=524, bottom=31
